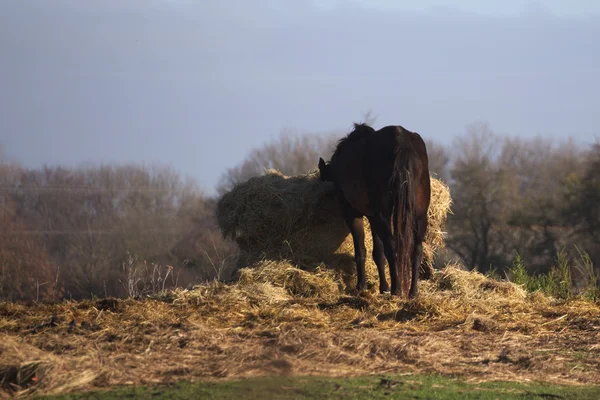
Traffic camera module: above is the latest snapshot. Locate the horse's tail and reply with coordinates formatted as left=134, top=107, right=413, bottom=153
left=391, top=134, right=418, bottom=297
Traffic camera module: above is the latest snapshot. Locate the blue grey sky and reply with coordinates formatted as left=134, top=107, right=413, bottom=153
left=1, top=0, right=599, bottom=193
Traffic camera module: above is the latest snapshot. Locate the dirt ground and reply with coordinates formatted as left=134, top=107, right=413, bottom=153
left=2, top=265, right=600, bottom=398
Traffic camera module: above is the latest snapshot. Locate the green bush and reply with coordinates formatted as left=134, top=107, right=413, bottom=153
left=507, top=247, right=597, bottom=301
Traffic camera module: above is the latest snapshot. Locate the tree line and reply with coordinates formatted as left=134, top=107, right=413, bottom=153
left=1, top=121, right=598, bottom=301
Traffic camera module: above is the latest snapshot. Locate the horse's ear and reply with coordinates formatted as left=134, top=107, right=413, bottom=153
left=318, top=157, right=326, bottom=170
left=318, top=157, right=328, bottom=181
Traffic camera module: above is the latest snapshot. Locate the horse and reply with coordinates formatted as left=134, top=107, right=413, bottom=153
left=318, top=123, right=431, bottom=298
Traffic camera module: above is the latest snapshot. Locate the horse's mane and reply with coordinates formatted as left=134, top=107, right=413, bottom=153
left=332, top=123, right=375, bottom=160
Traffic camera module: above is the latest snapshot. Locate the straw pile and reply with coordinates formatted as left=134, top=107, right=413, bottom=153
left=216, top=169, right=452, bottom=289
left=3, top=263, right=600, bottom=397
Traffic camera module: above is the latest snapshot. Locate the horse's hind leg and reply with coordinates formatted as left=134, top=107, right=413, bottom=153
left=409, top=213, right=428, bottom=298
left=409, top=174, right=431, bottom=298
left=367, top=216, right=390, bottom=294
left=368, top=213, right=398, bottom=295
left=342, top=206, right=367, bottom=293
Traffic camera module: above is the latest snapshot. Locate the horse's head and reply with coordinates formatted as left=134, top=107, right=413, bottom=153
left=318, top=157, right=334, bottom=182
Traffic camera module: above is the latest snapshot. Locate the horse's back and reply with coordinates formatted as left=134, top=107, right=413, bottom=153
left=364, top=125, right=428, bottom=179
left=331, top=124, right=430, bottom=216
left=379, top=125, right=429, bottom=174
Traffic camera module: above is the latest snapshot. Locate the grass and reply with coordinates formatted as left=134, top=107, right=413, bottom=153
left=35, top=374, right=600, bottom=400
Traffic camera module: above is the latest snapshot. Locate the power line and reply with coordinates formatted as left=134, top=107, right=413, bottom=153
left=0, top=229, right=188, bottom=236
left=0, top=186, right=193, bottom=193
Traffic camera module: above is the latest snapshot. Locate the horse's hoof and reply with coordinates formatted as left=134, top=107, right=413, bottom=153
left=355, top=284, right=367, bottom=294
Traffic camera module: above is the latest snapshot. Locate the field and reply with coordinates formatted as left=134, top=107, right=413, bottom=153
left=2, top=171, right=599, bottom=398
left=2, top=263, right=600, bottom=398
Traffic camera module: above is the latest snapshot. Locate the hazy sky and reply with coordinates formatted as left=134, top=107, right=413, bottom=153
left=1, top=0, right=599, bottom=193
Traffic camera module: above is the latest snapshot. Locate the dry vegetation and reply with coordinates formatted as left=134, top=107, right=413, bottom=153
left=2, top=264, right=600, bottom=398
left=2, top=168, right=600, bottom=398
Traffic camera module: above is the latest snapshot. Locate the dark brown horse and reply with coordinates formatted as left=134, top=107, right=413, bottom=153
left=318, top=123, right=430, bottom=298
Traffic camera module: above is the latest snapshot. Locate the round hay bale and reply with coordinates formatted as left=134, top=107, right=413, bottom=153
left=216, top=168, right=452, bottom=291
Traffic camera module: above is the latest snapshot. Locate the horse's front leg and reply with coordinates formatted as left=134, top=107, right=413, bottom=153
left=367, top=216, right=390, bottom=294
left=343, top=209, right=367, bottom=293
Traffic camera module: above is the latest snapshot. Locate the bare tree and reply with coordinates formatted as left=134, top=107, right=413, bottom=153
left=445, top=122, right=519, bottom=271
left=445, top=121, right=590, bottom=274
left=0, top=155, right=59, bottom=301
left=502, top=136, right=584, bottom=269
left=426, top=139, right=450, bottom=182
left=216, top=127, right=339, bottom=195
left=6, top=163, right=211, bottom=299
left=564, top=141, right=600, bottom=266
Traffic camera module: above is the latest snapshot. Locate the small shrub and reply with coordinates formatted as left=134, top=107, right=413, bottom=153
left=507, top=253, right=545, bottom=293
left=574, top=247, right=598, bottom=301
left=507, top=247, right=597, bottom=301
left=507, top=254, right=529, bottom=287
left=547, top=248, right=573, bottom=299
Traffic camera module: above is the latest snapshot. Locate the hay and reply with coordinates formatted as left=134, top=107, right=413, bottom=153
left=3, top=264, right=600, bottom=397
left=237, top=260, right=342, bottom=302
left=216, top=168, right=452, bottom=289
